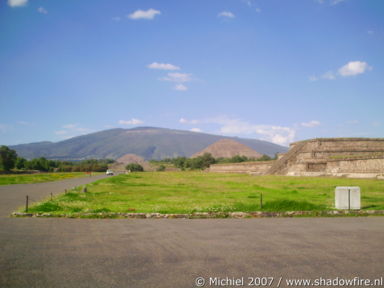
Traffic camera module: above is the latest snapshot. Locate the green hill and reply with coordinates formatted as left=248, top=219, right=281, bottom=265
left=10, top=127, right=288, bottom=160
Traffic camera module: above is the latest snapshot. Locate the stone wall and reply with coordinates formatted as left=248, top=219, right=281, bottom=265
left=209, top=161, right=274, bottom=175
left=283, top=138, right=384, bottom=178
left=208, top=138, right=384, bottom=179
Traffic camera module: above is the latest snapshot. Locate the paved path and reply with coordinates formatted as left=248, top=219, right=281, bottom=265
left=0, top=175, right=108, bottom=217
left=0, top=177, right=383, bottom=288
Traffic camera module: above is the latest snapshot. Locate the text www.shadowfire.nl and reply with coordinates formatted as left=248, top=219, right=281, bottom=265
left=194, top=276, right=383, bottom=287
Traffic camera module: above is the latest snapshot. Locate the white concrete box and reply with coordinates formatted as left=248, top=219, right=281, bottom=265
left=335, top=186, right=361, bottom=210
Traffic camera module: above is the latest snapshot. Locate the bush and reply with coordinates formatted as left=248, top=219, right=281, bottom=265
left=185, top=153, right=216, bottom=170
left=157, top=165, right=166, bottom=172
left=258, top=154, right=272, bottom=161
left=0, top=146, right=17, bottom=172
left=172, top=157, right=187, bottom=169
left=25, top=157, right=50, bottom=171
left=126, top=163, right=144, bottom=172
left=15, top=157, right=27, bottom=170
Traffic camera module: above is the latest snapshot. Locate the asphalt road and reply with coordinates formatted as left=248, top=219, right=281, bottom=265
left=0, top=176, right=383, bottom=288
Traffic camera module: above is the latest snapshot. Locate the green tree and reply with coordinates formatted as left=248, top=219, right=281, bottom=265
left=258, top=154, right=272, bottom=161
left=199, top=153, right=216, bottom=169
left=25, top=157, right=50, bottom=171
left=230, top=155, right=248, bottom=163
left=156, top=164, right=166, bottom=172
left=186, top=153, right=216, bottom=170
left=0, top=146, right=18, bottom=172
left=172, top=157, right=187, bottom=170
left=126, top=163, right=144, bottom=172
left=15, top=157, right=27, bottom=170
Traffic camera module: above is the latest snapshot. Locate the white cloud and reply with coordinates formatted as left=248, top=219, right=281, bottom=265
left=62, top=124, right=77, bottom=129
left=218, top=11, right=235, bottom=18
left=186, top=116, right=295, bottom=146
left=308, top=75, right=318, bottom=82
left=315, top=0, right=346, bottom=5
left=161, top=72, right=192, bottom=83
left=118, top=119, right=144, bottom=125
left=309, top=71, right=335, bottom=81
left=17, top=121, right=32, bottom=126
left=128, top=9, right=161, bottom=20
left=338, top=61, right=372, bottom=77
left=345, top=120, right=359, bottom=125
left=54, top=124, right=92, bottom=139
left=255, top=8, right=262, bottom=13
left=179, top=118, right=200, bottom=124
left=367, top=30, right=374, bottom=35
left=321, top=71, right=336, bottom=80
left=37, top=7, right=48, bottom=14
left=8, top=0, right=28, bottom=7
left=147, top=62, right=180, bottom=71
left=55, top=130, right=67, bottom=136
left=149, top=63, right=195, bottom=91
left=330, top=0, right=346, bottom=5
left=242, top=0, right=254, bottom=7
left=218, top=119, right=295, bottom=146
left=300, top=120, right=321, bottom=128
left=174, top=84, right=188, bottom=91
left=112, top=16, right=121, bottom=22
left=190, top=128, right=202, bottom=132
left=310, top=61, right=371, bottom=81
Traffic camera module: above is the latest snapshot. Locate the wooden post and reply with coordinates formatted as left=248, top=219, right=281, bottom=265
left=51, top=192, right=53, bottom=200
left=26, top=195, right=29, bottom=212
left=348, top=189, right=351, bottom=211
left=260, top=192, right=263, bottom=209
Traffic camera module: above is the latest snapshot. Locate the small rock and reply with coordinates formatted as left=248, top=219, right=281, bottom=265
left=230, top=212, right=247, bottom=218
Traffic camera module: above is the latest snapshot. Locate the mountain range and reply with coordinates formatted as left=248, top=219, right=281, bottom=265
left=9, top=127, right=288, bottom=160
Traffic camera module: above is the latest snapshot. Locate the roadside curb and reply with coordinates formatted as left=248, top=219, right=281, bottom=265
left=11, top=210, right=384, bottom=219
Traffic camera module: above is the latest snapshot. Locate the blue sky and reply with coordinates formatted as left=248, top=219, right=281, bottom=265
left=1, top=0, right=383, bottom=147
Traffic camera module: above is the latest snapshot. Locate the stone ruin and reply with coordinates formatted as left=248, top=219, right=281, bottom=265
left=209, top=138, right=384, bottom=179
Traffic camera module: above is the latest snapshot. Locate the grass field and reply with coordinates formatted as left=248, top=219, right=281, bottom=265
left=25, top=172, right=384, bottom=215
left=0, top=172, right=95, bottom=185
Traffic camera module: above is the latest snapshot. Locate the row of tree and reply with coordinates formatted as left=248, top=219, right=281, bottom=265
left=0, top=145, right=113, bottom=173
left=215, top=154, right=273, bottom=163
left=151, top=153, right=274, bottom=170
left=1, top=144, right=275, bottom=173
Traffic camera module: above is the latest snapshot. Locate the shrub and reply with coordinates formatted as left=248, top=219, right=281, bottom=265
left=258, top=154, right=272, bottom=161
left=186, top=153, right=216, bottom=170
left=157, top=165, right=166, bottom=172
left=126, top=163, right=144, bottom=172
